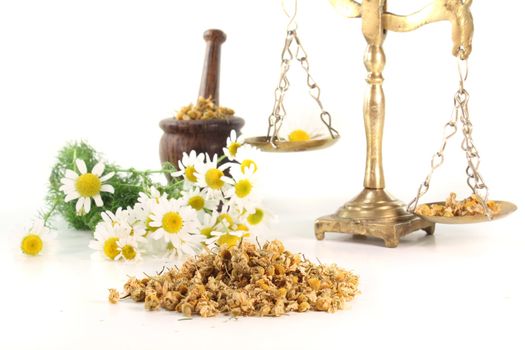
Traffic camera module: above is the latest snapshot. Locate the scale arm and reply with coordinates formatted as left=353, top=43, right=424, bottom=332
left=382, top=0, right=473, bottom=59
left=329, top=0, right=362, bottom=18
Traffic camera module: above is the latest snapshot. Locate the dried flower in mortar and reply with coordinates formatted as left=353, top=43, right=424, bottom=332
left=416, top=192, right=502, bottom=217
left=175, top=96, right=235, bottom=121
left=110, top=240, right=359, bottom=317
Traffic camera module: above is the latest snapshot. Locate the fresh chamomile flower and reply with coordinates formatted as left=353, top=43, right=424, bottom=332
left=223, top=129, right=245, bottom=161
left=283, top=123, right=323, bottom=142
left=198, top=211, right=222, bottom=239
left=245, top=207, right=276, bottom=236
left=195, top=153, right=233, bottom=197
left=135, top=187, right=168, bottom=235
left=234, top=144, right=260, bottom=174
left=59, top=159, right=115, bottom=215
left=18, top=219, right=56, bottom=256
left=88, top=220, right=130, bottom=261
left=213, top=204, right=240, bottom=231
left=181, top=188, right=219, bottom=212
left=207, top=228, right=247, bottom=248
left=115, top=236, right=142, bottom=262
left=100, top=208, right=130, bottom=227
left=149, top=198, right=201, bottom=256
left=172, top=150, right=205, bottom=187
left=225, top=163, right=259, bottom=213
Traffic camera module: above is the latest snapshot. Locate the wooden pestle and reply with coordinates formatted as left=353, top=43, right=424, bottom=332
left=198, top=29, right=227, bottom=105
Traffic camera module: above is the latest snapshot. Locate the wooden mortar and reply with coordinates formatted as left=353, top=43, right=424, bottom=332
left=159, top=29, right=244, bottom=171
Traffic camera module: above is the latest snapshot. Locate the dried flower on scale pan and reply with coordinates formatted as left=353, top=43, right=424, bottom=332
left=416, top=192, right=502, bottom=217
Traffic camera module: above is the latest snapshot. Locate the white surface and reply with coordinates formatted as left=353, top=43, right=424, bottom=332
left=1, top=0, right=525, bottom=349
left=1, top=201, right=524, bottom=350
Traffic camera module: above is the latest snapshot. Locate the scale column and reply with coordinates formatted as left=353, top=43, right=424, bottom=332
left=363, top=43, right=386, bottom=189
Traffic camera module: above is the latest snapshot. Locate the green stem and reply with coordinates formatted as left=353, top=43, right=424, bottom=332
left=42, top=201, right=59, bottom=226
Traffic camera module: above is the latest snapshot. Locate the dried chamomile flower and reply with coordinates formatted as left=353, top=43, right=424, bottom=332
left=416, top=192, right=501, bottom=217
left=108, top=288, right=120, bottom=304
left=110, top=240, right=359, bottom=318
left=175, top=96, right=235, bottom=121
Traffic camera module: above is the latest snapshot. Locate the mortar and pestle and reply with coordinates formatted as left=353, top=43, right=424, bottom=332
left=159, top=29, right=244, bottom=171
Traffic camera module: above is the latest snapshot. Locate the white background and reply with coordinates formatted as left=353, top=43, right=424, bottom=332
left=0, top=1, right=524, bottom=349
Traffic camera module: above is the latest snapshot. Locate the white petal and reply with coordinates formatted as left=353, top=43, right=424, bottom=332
left=84, top=197, right=92, bottom=214
left=65, top=192, right=80, bottom=202
left=76, top=198, right=84, bottom=214
left=60, top=177, right=75, bottom=185
left=101, top=184, right=114, bottom=194
left=93, top=194, right=103, bottom=207
left=76, top=159, right=87, bottom=174
left=65, top=170, right=79, bottom=180
left=100, top=172, right=114, bottom=182
left=92, top=162, right=105, bottom=176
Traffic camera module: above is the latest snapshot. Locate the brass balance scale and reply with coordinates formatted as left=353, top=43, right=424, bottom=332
left=245, top=0, right=517, bottom=248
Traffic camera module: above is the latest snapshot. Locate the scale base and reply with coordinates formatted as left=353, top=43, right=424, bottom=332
left=315, top=189, right=435, bottom=248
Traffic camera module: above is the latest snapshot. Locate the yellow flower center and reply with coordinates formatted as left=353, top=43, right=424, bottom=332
left=121, top=245, right=137, bottom=260
left=217, top=213, right=234, bottom=228
left=200, top=226, right=213, bottom=238
left=235, top=179, right=253, bottom=198
left=162, top=211, right=184, bottom=234
left=103, top=237, right=119, bottom=260
left=288, top=129, right=311, bottom=142
left=205, top=168, right=224, bottom=189
left=21, top=234, right=43, bottom=256
left=185, top=166, right=197, bottom=183
left=247, top=208, right=264, bottom=226
left=236, top=224, right=249, bottom=232
left=75, top=173, right=102, bottom=197
left=217, top=233, right=240, bottom=247
left=188, top=195, right=205, bottom=211
left=228, top=142, right=241, bottom=157
left=241, top=160, right=257, bottom=174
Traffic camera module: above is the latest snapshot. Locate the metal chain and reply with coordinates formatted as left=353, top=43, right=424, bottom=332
left=407, top=58, right=491, bottom=219
left=266, top=0, right=339, bottom=146
left=267, top=32, right=294, bottom=147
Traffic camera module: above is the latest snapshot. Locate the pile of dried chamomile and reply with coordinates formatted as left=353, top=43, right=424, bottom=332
left=175, top=96, right=235, bottom=120
left=109, top=240, right=359, bottom=317
left=416, top=192, right=501, bottom=217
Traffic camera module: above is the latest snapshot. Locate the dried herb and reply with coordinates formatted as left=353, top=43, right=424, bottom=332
left=175, top=97, right=235, bottom=121
left=416, top=192, right=501, bottom=217
left=111, top=240, right=359, bottom=317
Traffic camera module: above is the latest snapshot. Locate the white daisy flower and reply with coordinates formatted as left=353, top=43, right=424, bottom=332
left=234, top=144, right=261, bottom=174
left=198, top=211, right=222, bottom=239
left=18, top=219, right=56, bottom=256
left=88, top=220, right=130, bottom=261
left=194, top=153, right=233, bottom=197
left=100, top=208, right=130, bottom=228
left=172, top=150, right=205, bottom=187
left=181, top=187, right=219, bottom=212
left=126, top=206, right=147, bottom=238
left=115, top=236, right=142, bottom=262
left=135, top=187, right=168, bottom=236
left=207, top=229, right=246, bottom=248
left=149, top=198, right=201, bottom=256
left=282, top=122, right=323, bottom=142
left=137, top=186, right=167, bottom=209
left=225, top=163, right=260, bottom=213
left=244, top=206, right=276, bottom=236
left=223, top=129, right=245, bottom=161
left=59, top=159, right=115, bottom=215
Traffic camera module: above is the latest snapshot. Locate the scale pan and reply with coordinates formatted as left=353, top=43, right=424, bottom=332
left=244, top=136, right=339, bottom=153
left=416, top=200, right=517, bottom=225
